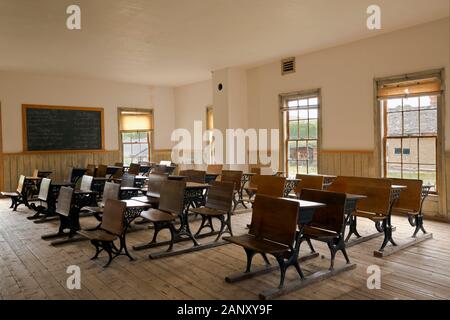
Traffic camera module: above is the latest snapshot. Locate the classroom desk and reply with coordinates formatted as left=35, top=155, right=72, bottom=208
left=71, top=168, right=88, bottom=184
left=133, top=182, right=212, bottom=257
left=205, top=173, right=220, bottom=184
left=28, top=181, right=75, bottom=222
left=225, top=199, right=326, bottom=286
left=236, top=172, right=255, bottom=209
left=41, top=189, right=98, bottom=246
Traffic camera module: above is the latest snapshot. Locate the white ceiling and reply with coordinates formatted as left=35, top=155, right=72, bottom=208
left=0, top=0, right=448, bottom=87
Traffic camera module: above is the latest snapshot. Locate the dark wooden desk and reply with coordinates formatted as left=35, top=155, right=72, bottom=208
left=42, top=189, right=98, bottom=246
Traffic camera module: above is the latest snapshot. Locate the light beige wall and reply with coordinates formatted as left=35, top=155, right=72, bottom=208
left=0, top=71, right=176, bottom=153
left=174, top=80, right=212, bottom=132
left=247, top=18, right=450, bottom=151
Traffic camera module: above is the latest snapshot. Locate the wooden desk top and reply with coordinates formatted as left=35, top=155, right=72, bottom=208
left=346, top=194, right=367, bottom=201
left=288, top=199, right=327, bottom=209
left=186, top=182, right=210, bottom=189
left=123, top=200, right=152, bottom=208
left=392, top=185, right=407, bottom=190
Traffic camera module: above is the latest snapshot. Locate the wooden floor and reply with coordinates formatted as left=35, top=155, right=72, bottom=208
left=0, top=198, right=449, bottom=300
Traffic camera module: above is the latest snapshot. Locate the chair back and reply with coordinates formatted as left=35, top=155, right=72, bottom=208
left=32, top=169, right=39, bottom=178
left=121, top=174, right=135, bottom=188
left=56, top=187, right=73, bottom=217
left=159, top=180, right=186, bottom=215
left=207, top=165, right=223, bottom=175
left=206, top=181, right=235, bottom=212
left=328, top=176, right=392, bottom=216
left=391, top=178, right=423, bottom=213
left=250, top=195, right=299, bottom=247
left=179, top=170, right=206, bottom=183
left=114, top=162, right=124, bottom=167
left=112, top=167, right=124, bottom=179
left=221, top=170, right=243, bottom=192
left=101, top=199, right=126, bottom=236
left=257, top=175, right=286, bottom=197
left=38, top=178, right=52, bottom=201
left=294, top=174, right=324, bottom=196
left=250, top=167, right=261, bottom=175
left=80, top=175, right=93, bottom=192
left=96, top=165, right=108, bottom=178
left=300, top=189, right=347, bottom=234
left=151, top=165, right=168, bottom=174
left=65, top=167, right=74, bottom=183
left=17, top=175, right=26, bottom=193
left=147, top=173, right=168, bottom=196
left=102, top=182, right=120, bottom=204
left=128, top=163, right=141, bottom=175
left=86, top=164, right=96, bottom=176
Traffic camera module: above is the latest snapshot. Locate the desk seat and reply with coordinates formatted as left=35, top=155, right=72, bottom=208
left=141, top=209, right=176, bottom=222
left=191, top=207, right=226, bottom=217
left=224, top=234, right=289, bottom=255
left=77, top=229, right=117, bottom=242
left=1, top=191, right=19, bottom=197
left=353, top=210, right=386, bottom=221
left=303, top=226, right=339, bottom=239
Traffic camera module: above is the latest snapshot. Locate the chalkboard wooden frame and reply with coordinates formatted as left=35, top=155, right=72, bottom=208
left=22, top=104, right=105, bottom=153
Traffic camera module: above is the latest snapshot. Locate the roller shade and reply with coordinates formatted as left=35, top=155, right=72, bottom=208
left=377, top=78, right=442, bottom=99
left=206, top=107, right=214, bottom=130
left=120, top=111, right=153, bottom=131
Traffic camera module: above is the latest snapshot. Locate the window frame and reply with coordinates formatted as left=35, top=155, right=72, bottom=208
left=374, top=69, right=445, bottom=200
left=382, top=96, right=438, bottom=192
left=279, top=89, right=322, bottom=178
left=117, top=107, right=154, bottom=165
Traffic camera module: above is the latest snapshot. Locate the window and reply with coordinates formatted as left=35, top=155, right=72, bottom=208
left=381, top=87, right=439, bottom=191
left=122, top=131, right=150, bottom=165
left=119, top=109, right=153, bottom=166
left=206, top=106, right=215, bottom=164
left=282, top=91, right=320, bottom=178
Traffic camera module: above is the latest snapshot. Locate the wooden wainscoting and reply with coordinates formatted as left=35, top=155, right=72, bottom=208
left=319, top=150, right=377, bottom=178
left=1, top=150, right=120, bottom=191
left=152, top=149, right=172, bottom=164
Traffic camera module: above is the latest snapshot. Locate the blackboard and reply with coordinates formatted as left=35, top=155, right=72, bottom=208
left=23, top=105, right=104, bottom=152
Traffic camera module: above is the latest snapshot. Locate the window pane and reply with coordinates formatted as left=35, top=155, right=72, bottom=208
left=299, top=120, right=308, bottom=139
left=307, top=141, right=318, bottom=174
left=387, top=99, right=402, bottom=112
left=297, top=141, right=307, bottom=161
left=403, top=163, right=419, bottom=180
left=309, top=119, right=318, bottom=139
left=298, top=110, right=308, bottom=120
left=288, top=141, right=297, bottom=161
left=419, top=165, right=436, bottom=190
left=403, top=97, right=419, bottom=111
left=289, top=121, right=298, bottom=139
left=288, top=100, right=298, bottom=108
left=419, top=138, right=436, bottom=165
left=288, top=161, right=297, bottom=177
left=140, top=132, right=148, bottom=143
left=419, top=96, right=432, bottom=108
left=289, top=110, right=299, bottom=120
left=385, top=139, right=402, bottom=163
left=122, top=133, right=132, bottom=143
left=299, top=99, right=308, bottom=107
left=309, top=108, right=318, bottom=119
left=403, top=111, right=419, bottom=135
left=386, top=163, right=402, bottom=178
left=387, top=112, right=402, bottom=136
left=308, top=97, right=318, bottom=106
left=402, top=138, right=418, bottom=164
left=308, top=161, right=318, bottom=174
left=420, top=109, right=437, bottom=134
left=298, top=161, right=308, bottom=174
